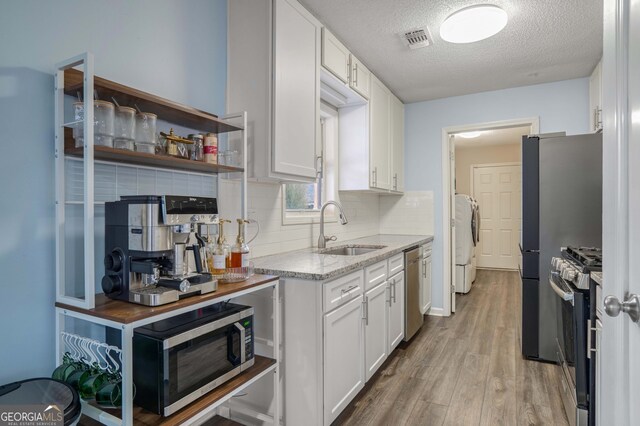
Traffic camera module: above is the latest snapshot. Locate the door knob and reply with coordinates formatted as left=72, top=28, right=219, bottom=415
left=604, top=294, right=640, bottom=322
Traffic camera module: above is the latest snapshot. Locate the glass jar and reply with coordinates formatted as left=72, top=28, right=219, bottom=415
left=73, top=100, right=115, bottom=148
left=135, top=112, right=157, bottom=144
left=188, top=134, right=204, bottom=161
left=114, top=106, right=136, bottom=151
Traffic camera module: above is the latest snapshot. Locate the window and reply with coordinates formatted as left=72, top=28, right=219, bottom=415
left=283, top=103, right=337, bottom=224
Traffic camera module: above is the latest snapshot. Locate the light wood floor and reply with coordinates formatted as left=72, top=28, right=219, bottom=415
left=335, top=269, right=569, bottom=426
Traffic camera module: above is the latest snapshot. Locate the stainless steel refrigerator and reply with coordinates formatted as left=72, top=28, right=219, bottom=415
left=519, top=132, right=602, bottom=362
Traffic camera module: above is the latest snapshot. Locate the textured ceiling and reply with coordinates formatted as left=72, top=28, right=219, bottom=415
left=454, top=126, right=529, bottom=148
left=299, top=0, right=603, bottom=103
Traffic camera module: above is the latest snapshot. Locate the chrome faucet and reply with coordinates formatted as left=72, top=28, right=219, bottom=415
left=318, top=201, right=349, bottom=249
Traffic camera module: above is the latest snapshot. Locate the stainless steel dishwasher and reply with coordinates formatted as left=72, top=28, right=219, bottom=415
left=404, top=247, right=423, bottom=341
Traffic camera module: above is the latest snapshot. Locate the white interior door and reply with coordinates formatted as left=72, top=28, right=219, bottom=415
left=472, top=164, right=522, bottom=270
left=600, top=0, right=640, bottom=423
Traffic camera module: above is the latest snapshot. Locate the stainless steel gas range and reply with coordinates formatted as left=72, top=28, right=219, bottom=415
left=549, top=246, right=602, bottom=426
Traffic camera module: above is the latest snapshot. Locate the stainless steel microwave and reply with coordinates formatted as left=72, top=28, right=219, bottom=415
left=132, top=302, right=255, bottom=416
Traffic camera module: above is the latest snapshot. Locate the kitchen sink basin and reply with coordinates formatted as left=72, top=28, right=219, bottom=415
left=320, top=245, right=387, bottom=256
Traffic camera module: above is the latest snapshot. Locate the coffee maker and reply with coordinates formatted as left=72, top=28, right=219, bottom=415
left=102, top=195, right=219, bottom=306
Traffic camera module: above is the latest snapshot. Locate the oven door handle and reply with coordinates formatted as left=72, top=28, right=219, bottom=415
left=549, top=273, right=574, bottom=303
left=227, top=323, right=246, bottom=366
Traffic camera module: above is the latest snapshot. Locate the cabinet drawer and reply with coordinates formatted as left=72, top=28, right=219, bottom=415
left=365, top=260, right=388, bottom=291
left=323, top=270, right=364, bottom=313
left=421, top=243, right=432, bottom=257
left=388, top=253, right=404, bottom=276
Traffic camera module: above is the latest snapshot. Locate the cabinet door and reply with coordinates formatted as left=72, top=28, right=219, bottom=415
left=349, top=55, right=371, bottom=100
left=390, top=94, right=404, bottom=192
left=324, top=296, right=365, bottom=424
left=273, top=0, right=321, bottom=179
left=322, top=28, right=350, bottom=84
left=364, top=282, right=389, bottom=381
left=388, top=272, right=405, bottom=352
left=421, top=255, right=432, bottom=313
left=369, top=76, right=391, bottom=190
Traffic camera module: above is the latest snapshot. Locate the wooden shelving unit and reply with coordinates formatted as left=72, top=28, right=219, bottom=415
left=54, top=53, right=263, bottom=426
left=57, top=275, right=280, bottom=426
left=56, top=275, right=279, bottom=324
left=82, top=356, right=276, bottom=426
left=64, top=128, right=244, bottom=175
left=64, top=69, right=242, bottom=134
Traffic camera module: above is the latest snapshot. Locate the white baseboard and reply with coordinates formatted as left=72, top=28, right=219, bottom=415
left=427, top=307, right=446, bottom=317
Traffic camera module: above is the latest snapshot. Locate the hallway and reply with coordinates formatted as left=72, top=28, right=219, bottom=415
left=336, top=269, right=570, bottom=426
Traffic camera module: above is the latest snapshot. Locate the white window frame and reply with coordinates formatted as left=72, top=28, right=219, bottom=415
left=282, top=102, right=339, bottom=225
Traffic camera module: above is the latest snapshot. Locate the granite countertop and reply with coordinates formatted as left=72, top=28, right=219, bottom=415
left=591, top=271, right=602, bottom=285
left=253, top=234, right=434, bottom=281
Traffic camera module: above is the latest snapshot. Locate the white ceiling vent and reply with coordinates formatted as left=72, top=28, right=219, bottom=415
left=400, top=27, right=432, bottom=50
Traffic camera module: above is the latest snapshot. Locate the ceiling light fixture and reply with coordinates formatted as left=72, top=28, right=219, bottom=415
left=457, top=131, right=482, bottom=138
left=440, top=5, right=508, bottom=44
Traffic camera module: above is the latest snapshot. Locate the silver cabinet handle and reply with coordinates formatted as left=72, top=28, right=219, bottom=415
left=364, top=296, right=369, bottom=325
left=422, top=260, right=426, bottom=278
left=393, top=173, right=398, bottom=190
left=604, top=294, right=640, bottom=322
left=392, top=280, right=397, bottom=303
left=372, top=167, right=377, bottom=187
left=353, top=63, right=358, bottom=86
left=341, top=285, right=358, bottom=295
left=386, top=281, right=392, bottom=307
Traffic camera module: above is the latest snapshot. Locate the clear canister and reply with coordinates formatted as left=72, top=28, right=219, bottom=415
left=135, top=112, right=157, bottom=144
left=114, top=106, right=136, bottom=150
left=73, top=100, right=115, bottom=148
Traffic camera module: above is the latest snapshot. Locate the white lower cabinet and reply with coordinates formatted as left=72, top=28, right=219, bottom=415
left=283, top=251, right=410, bottom=425
left=388, top=272, right=405, bottom=352
left=420, top=243, right=433, bottom=314
left=323, top=296, right=365, bottom=424
left=364, top=281, right=389, bottom=381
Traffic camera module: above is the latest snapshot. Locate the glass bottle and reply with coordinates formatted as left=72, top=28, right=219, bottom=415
left=230, top=219, right=250, bottom=268
left=209, top=219, right=231, bottom=276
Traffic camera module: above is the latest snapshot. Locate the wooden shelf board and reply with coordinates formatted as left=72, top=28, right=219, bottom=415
left=56, top=275, right=278, bottom=324
left=64, top=128, right=243, bottom=175
left=83, top=356, right=276, bottom=426
left=64, top=68, right=242, bottom=134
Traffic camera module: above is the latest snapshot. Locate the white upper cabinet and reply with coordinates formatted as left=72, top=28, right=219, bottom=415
left=369, top=75, right=391, bottom=190
left=338, top=76, right=404, bottom=193
left=390, top=94, right=404, bottom=193
left=228, top=0, right=320, bottom=182
left=321, top=28, right=350, bottom=84
left=589, top=59, right=603, bottom=132
left=349, top=55, right=371, bottom=100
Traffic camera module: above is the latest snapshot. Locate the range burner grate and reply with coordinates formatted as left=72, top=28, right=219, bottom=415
left=566, top=246, right=603, bottom=268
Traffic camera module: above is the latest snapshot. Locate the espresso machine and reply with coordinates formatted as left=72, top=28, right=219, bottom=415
left=101, top=195, right=219, bottom=306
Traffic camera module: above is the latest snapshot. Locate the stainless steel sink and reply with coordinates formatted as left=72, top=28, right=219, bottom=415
left=320, top=245, right=387, bottom=256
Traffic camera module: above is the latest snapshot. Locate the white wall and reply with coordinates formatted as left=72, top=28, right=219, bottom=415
left=0, top=0, right=227, bottom=384
left=405, top=78, right=590, bottom=312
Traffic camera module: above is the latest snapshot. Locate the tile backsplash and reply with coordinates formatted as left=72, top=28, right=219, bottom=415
left=241, top=182, right=381, bottom=258
left=220, top=182, right=435, bottom=259
left=379, top=191, right=435, bottom=236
